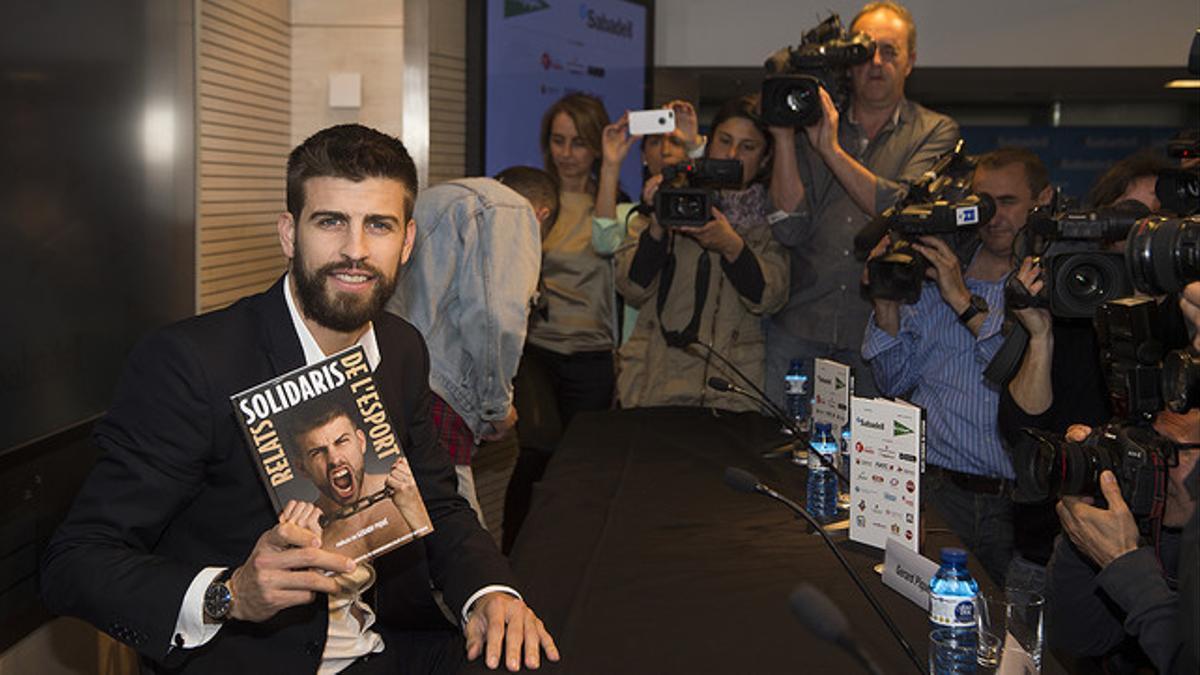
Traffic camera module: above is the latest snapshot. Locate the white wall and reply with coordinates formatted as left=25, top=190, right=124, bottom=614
left=291, top=0, right=405, bottom=146
left=655, top=0, right=1199, bottom=67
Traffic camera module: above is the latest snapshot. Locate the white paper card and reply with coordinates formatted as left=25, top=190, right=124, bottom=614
left=811, top=358, right=851, bottom=429
left=882, top=538, right=938, bottom=609
left=848, top=396, right=923, bottom=551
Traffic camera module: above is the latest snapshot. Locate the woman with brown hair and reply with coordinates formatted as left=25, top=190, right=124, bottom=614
left=504, top=93, right=619, bottom=551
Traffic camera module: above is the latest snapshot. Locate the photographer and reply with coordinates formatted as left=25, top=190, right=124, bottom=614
left=613, top=95, right=790, bottom=410
left=765, top=0, right=959, bottom=406
left=998, top=153, right=1188, bottom=582
left=862, top=148, right=1051, bottom=585
left=1046, top=410, right=1199, bottom=673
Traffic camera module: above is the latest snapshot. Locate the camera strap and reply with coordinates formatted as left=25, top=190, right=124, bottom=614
left=657, top=245, right=711, bottom=349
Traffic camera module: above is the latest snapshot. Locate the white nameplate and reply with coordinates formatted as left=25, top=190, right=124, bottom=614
left=882, top=538, right=938, bottom=610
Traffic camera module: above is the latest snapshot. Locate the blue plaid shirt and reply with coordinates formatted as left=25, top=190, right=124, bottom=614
left=861, top=275, right=1013, bottom=479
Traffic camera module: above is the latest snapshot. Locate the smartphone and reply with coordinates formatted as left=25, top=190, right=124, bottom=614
left=628, top=109, right=676, bottom=136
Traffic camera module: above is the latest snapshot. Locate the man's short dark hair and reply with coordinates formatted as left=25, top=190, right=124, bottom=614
left=975, top=147, right=1050, bottom=198
left=1087, top=151, right=1172, bottom=208
left=286, top=124, right=419, bottom=223
left=496, top=166, right=561, bottom=228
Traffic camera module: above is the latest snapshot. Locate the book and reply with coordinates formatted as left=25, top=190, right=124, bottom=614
left=230, top=345, right=433, bottom=562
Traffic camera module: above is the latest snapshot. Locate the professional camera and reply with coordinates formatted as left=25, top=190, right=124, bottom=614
left=1015, top=422, right=1177, bottom=519
left=654, top=159, right=743, bottom=228
left=859, top=141, right=996, bottom=304
left=1095, top=296, right=1200, bottom=416
left=1008, top=202, right=1145, bottom=318
left=1154, top=166, right=1199, bottom=216
left=1009, top=206, right=1200, bottom=317
left=760, top=14, right=875, bottom=127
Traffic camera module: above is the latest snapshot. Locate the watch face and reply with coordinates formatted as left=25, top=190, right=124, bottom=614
left=204, top=582, right=232, bottom=620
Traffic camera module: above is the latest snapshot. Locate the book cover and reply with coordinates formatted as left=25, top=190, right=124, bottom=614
left=230, top=345, right=433, bottom=563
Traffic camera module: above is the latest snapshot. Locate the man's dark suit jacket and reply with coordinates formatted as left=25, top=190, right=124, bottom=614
left=40, top=277, right=517, bottom=673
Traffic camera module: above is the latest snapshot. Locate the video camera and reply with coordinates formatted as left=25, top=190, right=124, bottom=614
left=653, top=159, right=743, bottom=228
left=857, top=141, right=996, bottom=304
left=1008, top=204, right=1200, bottom=318
left=760, top=14, right=875, bottom=128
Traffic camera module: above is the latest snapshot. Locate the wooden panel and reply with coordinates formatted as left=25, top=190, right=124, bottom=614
left=203, top=2, right=289, bottom=46
left=201, top=30, right=288, bottom=71
left=197, top=0, right=289, bottom=312
left=201, top=108, right=289, bottom=136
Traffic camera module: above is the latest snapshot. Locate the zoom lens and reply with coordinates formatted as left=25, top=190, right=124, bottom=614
left=1125, top=216, right=1200, bottom=295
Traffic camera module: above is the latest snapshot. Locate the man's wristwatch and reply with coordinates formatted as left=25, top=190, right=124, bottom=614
left=957, top=294, right=989, bottom=324
left=203, top=568, right=235, bottom=622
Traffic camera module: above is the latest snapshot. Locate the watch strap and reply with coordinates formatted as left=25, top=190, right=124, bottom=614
left=957, top=294, right=987, bottom=324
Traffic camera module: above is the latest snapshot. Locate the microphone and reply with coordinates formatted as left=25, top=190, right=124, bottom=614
left=710, top=379, right=848, bottom=484
left=722, top=467, right=927, bottom=675
left=790, top=583, right=884, bottom=675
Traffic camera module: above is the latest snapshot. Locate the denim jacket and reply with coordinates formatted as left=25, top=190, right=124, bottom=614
left=387, top=178, right=541, bottom=438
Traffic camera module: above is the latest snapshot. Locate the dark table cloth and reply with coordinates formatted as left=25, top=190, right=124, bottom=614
left=463, top=407, right=1064, bottom=675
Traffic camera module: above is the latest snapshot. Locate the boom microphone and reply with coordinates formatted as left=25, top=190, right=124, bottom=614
left=723, top=467, right=927, bottom=674
left=790, top=583, right=884, bottom=675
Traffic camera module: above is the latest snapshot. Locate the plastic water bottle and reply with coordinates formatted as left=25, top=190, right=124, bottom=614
left=806, top=423, right=839, bottom=522
left=929, top=548, right=979, bottom=672
left=784, top=359, right=810, bottom=436
left=838, top=422, right=852, bottom=509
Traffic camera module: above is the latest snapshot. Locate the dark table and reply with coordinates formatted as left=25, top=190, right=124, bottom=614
left=467, top=407, right=1062, bottom=674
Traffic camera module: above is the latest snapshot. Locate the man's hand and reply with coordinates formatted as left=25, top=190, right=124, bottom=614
left=911, top=236, right=971, bottom=314
left=1012, top=257, right=1052, bottom=339
left=1181, top=281, right=1200, bottom=351
left=481, top=405, right=518, bottom=442
left=674, top=207, right=744, bottom=262
left=803, top=87, right=841, bottom=160
left=1056, top=470, right=1140, bottom=569
left=227, top=510, right=356, bottom=623
left=465, top=592, right=559, bottom=671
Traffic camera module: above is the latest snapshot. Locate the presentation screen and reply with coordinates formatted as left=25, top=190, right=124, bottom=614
left=484, top=0, right=651, bottom=199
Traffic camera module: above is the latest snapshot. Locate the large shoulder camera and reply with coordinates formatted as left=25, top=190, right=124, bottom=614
left=1016, top=422, right=1177, bottom=519
left=1010, top=205, right=1200, bottom=318
left=653, top=159, right=743, bottom=228
left=857, top=141, right=996, bottom=303
left=760, top=14, right=875, bottom=128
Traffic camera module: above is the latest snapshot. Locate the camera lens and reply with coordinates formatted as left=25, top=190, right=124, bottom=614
left=1051, top=253, right=1131, bottom=318
left=1125, top=216, right=1200, bottom=295
left=785, top=88, right=815, bottom=115
left=672, top=196, right=703, bottom=219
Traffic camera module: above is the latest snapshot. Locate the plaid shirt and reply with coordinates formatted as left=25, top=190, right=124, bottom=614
left=430, top=393, right=474, bottom=465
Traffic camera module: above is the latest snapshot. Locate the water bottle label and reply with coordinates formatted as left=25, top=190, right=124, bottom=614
left=930, top=595, right=975, bottom=628
left=785, top=377, right=806, bottom=395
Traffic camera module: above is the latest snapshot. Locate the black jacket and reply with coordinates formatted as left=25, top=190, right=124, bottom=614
left=40, top=277, right=516, bottom=673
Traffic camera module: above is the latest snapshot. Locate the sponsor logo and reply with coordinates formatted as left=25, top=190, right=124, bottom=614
left=901, top=494, right=915, bottom=507
left=889, top=477, right=900, bottom=487
left=835, top=376, right=846, bottom=390
left=883, top=492, right=898, bottom=502
left=905, top=529, right=913, bottom=540
left=505, top=0, right=549, bottom=19
left=874, top=461, right=895, bottom=471
left=893, top=420, right=914, bottom=436
left=855, top=416, right=885, bottom=431
left=905, top=512, right=914, bottom=524
left=891, top=523, right=901, bottom=535
left=855, top=442, right=865, bottom=453
left=898, top=452, right=917, bottom=463
left=871, top=474, right=884, bottom=483
left=581, top=3, right=634, bottom=38
left=905, top=479, right=916, bottom=493
left=855, top=515, right=866, bottom=527
left=857, top=499, right=867, bottom=511
left=877, top=449, right=896, bottom=460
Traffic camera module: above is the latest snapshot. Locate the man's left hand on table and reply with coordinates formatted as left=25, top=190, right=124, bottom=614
left=465, top=591, right=559, bottom=671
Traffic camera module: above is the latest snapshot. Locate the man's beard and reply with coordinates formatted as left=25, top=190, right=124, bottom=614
left=293, top=245, right=397, bottom=333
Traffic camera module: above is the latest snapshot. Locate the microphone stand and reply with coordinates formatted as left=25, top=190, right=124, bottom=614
left=725, top=468, right=927, bottom=675
left=707, top=375, right=849, bottom=485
